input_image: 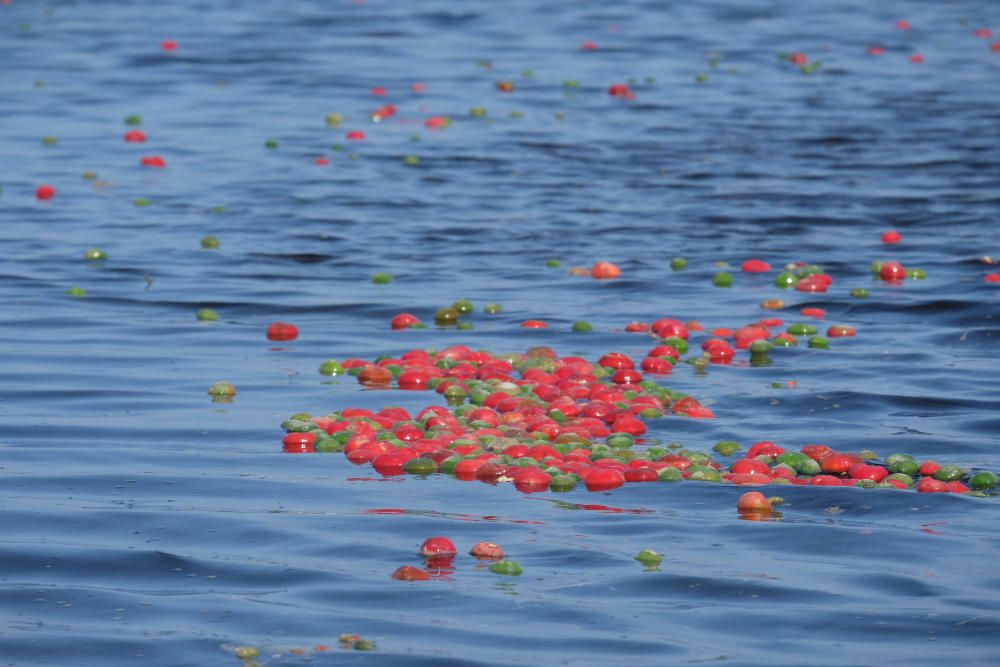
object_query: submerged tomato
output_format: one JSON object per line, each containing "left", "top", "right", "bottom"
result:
{"left": 392, "top": 566, "right": 430, "bottom": 581}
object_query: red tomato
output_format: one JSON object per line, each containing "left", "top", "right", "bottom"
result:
{"left": 919, "top": 460, "right": 941, "bottom": 476}
{"left": 470, "top": 542, "right": 505, "bottom": 559}
{"left": 729, "top": 473, "right": 771, "bottom": 486}
{"left": 397, "top": 368, "right": 432, "bottom": 390}
{"left": 512, "top": 467, "right": 551, "bottom": 492}
{"left": 730, "top": 459, "right": 770, "bottom": 476}
{"left": 737, "top": 491, "right": 772, "bottom": 512}
{"left": 623, "top": 467, "right": 658, "bottom": 482}
{"left": 266, "top": 321, "right": 298, "bottom": 341}
{"left": 820, "top": 452, "right": 863, "bottom": 474}
{"left": 584, "top": 467, "right": 625, "bottom": 491}
{"left": 827, "top": 324, "right": 857, "bottom": 338}
{"left": 372, "top": 451, "right": 412, "bottom": 476}
{"left": 880, "top": 261, "right": 906, "bottom": 282}
{"left": 611, "top": 368, "right": 643, "bottom": 385}
{"left": 611, "top": 415, "right": 646, "bottom": 435}
{"left": 640, "top": 356, "right": 673, "bottom": 374}
{"left": 848, "top": 463, "right": 888, "bottom": 482}
{"left": 651, "top": 318, "right": 689, "bottom": 339}
{"left": 346, "top": 448, "right": 380, "bottom": 465}
{"left": 591, "top": 261, "right": 622, "bottom": 279}
{"left": 916, "top": 477, "right": 950, "bottom": 493}
{"left": 741, "top": 258, "right": 772, "bottom": 272}
{"left": 282, "top": 432, "right": 316, "bottom": 453}
{"left": 809, "top": 475, "right": 843, "bottom": 486}
{"left": 746, "top": 441, "right": 784, "bottom": 459}
{"left": 881, "top": 230, "right": 902, "bottom": 244}
{"left": 802, "top": 444, "right": 832, "bottom": 461}
{"left": 390, "top": 313, "right": 421, "bottom": 329}
{"left": 597, "top": 352, "right": 634, "bottom": 370}
{"left": 392, "top": 566, "right": 430, "bottom": 581}
{"left": 419, "top": 536, "right": 457, "bottom": 557}
{"left": 35, "top": 184, "right": 56, "bottom": 200}
{"left": 357, "top": 364, "right": 393, "bottom": 386}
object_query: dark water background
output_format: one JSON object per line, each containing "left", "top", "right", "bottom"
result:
{"left": 2, "top": 1, "right": 1000, "bottom": 665}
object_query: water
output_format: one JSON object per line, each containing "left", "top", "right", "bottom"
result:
{"left": 2, "top": 1, "right": 1000, "bottom": 664}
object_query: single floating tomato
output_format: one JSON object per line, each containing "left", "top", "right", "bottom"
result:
{"left": 521, "top": 320, "right": 548, "bottom": 328}
{"left": 346, "top": 130, "right": 366, "bottom": 141}
{"left": 266, "top": 321, "right": 298, "bottom": 341}
{"left": 124, "top": 130, "right": 146, "bottom": 142}
{"left": 419, "top": 536, "right": 457, "bottom": 557}
{"left": 737, "top": 491, "right": 772, "bottom": 513}
{"left": 140, "top": 155, "right": 166, "bottom": 167}
{"left": 611, "top": 368, "right": 643, "bottom": 385}
{"left": 390, "top": 313, "right": 421, "bottom": 329}
{"left": 283, "top": 432, "right": 316, "bottom": 453}
{"left": 161, "top": 39, "right": 178, "bottom": 51}
{"left": 36, "top": 184, "right": 56, "bottom": 200}
{"left": 827, "top": 324, "right": 856, "bottom": 337}
{"left": 741, "top": 258, "right": 772, "bottom": 272}
{"left": 470, "top": 541, "right": 505, "bottom": 559}
{"left": 425, "top": 116, "right": 450, "bottom": 129}
{"left": 357, "top": 364, "right": 393, "bottom": 386}
{"left": 591, "top": 261, "right": 621, "bottom": 279}
{"left": 879, "top": 261, "right": 906, "bottom": 282}
{"left": 607, "top": 83, "right": 635, "bottom": 99}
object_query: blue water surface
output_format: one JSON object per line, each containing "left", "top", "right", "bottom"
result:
{"left": 2, "top": 1, "right": 1000, "bottom": 665}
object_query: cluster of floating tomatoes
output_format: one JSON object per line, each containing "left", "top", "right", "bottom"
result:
{"left": 391, "top": 536, "right": 518, "bottom": 581}
{"left": 279, "top": 344, "right": 998, "bottom": 496}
